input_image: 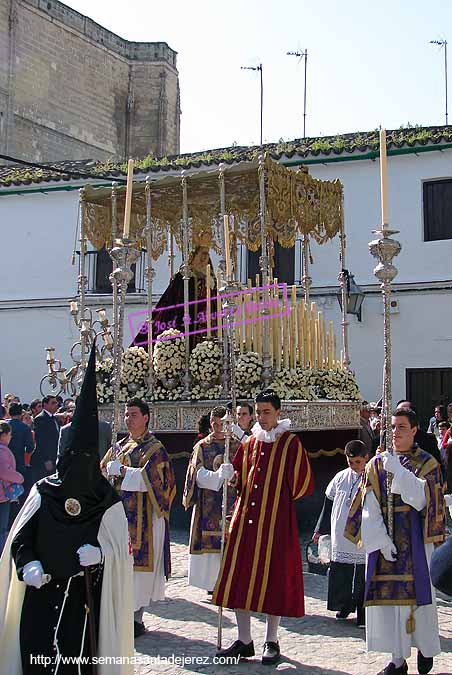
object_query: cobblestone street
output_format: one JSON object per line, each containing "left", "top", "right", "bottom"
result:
{"left": 134, "top": 532, "right": 452, "bottom": 675}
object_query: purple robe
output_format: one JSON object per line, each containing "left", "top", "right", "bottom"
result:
{"left": 345, "top": 447, "right": 445, "bottom": 606}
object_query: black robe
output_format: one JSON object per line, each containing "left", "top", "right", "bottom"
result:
{"left": 11, "top": 492, "right": 106, "bottom": 675}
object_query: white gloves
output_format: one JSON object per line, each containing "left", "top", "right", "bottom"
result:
{"left": 381, "top": 451, "right": 404, "bottom": 477}
{"left": 381, "top": 542, "right": 398, "bottom": 562}
{"left": 231, "top": 423, "right": 247, "bottom": 441}
{"left": 444, "top": 494, "right": 452, "bottom": 506}
{"left": 23, "top": 560, "right": 47, "bottom": 588}
{"left": 77, "top": 544, "right": 103, "bottom": 567}
{"left": 106, "top": 459, "right": 123, "bottom": 476}
{"left": 218, "top": 463, "right": 234, "bottom": 481}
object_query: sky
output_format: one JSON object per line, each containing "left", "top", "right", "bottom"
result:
{"left": 65, "top": 0, "right": 450, "bottom": 154}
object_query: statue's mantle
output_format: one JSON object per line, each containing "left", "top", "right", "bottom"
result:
{"left": 99, "top": 400, "right": 360, "bottom": 433}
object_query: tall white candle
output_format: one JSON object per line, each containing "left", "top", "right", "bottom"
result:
{"left": 223, "top": 215, "right": 232, "bottom": 279}
{"left": 123, "top": 159, "right": 134, "bottom": 238}
{"left": 379, "top": 129, "right": 388, "bottom": 225}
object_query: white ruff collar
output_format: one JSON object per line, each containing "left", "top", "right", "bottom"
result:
{"left": 251, "top": 418, "right": 291, "bottom": 442}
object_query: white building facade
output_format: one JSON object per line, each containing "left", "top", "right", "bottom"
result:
{"left": 1, "top": 129, "right": 451, "bottom": 426}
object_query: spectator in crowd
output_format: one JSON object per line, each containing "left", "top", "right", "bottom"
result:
{"left": 440, "top": 402, "right": 452, "bottom": 453}
{"left": 359, "top": 400, "right": 377, "bottom": 457}
{"left": 0, "top": 421, "right": 24, "bottom": 552}
{"left": 427, "top": 405, "right": 447, "bottom": 439}
{"left": 0, "top": 405, "right": 5, "bottom": 421}
{"left": 30, "top": 399, "right": 42, "bottom": 418}
{"left": 236, "top": 402, "right": 254, "bottom": 435}
{"left": 6, "top": 403, "right": 34, "bottom": 508}
{"left": 32, "top": 395, "right": 60, "bottom": 480}
{"left": 63, "top": 397, "right": 75, "bottom": 411}
{"left": 194, "top": 413, "right": 211, "bottom": 444}
{"left": 438, "top": 421, "right": 450, "bottom": 465}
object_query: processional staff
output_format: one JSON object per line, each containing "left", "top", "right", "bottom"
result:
{"left": 109, "top": 160, "right": 141, "bottom": 460}
{"left": 368, "top": 129, "right": 401, "bottom": 538}
{"left": 217, "top": 214, "right": 238, "bottom": 650}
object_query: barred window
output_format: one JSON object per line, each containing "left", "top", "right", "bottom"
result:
{"left": 423, "top": 179, "right": 452, "bottom": 241}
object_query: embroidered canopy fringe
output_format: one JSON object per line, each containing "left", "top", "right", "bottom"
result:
{"left": 82, "top": 156, "right": 343, "bottom": 258}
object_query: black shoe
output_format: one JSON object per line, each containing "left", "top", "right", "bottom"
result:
{"left": 417, "top": 651, "right": 433, "bottom": 675}
{"left": 335, "top": 609, "right": 350, "bottom": 621}
{"left": 134, "top": 621, "right": 146, "bottom": 638}
{"left": 377, "top": 662, "right": 408, "bottom": 675}
{"left": 216, "top": 640, "right": 255, "bottom": 659}
{"left": 262, "top": 641, "right": 280, "bottom": 665}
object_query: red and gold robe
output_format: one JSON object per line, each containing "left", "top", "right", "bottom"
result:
{"left": 212, "top": 430, "right": 314, "bottom": 616}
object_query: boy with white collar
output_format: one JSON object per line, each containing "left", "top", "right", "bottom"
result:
{"left": 213, "top": 390, "right": 314, "bottom": 665}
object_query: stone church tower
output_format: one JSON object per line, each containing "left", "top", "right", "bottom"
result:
{"left": 0, "top": 0, "right": 181, "bottom": 162}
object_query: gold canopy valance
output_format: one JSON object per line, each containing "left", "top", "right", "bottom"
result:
{"left": 82, "top": 156, "right": 343, "bottom": 258}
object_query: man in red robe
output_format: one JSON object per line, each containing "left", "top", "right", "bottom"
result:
{"left": 213, "top": 390, "right": 314, "bottom": 665}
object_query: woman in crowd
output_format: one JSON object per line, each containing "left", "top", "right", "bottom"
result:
{"left": 0, "top": 421, "right": 24, "bottom": 552}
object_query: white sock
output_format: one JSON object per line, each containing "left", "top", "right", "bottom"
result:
{"left": 392, "top": 656, "right": 405, "bottom": 668}
{"left": 134, "top": 608, "right": 144, "bottom": 623}
{"left": 235, "top": 609, "right": 252, "bottom": 644}
{"left": 265, "top": 614, "right": 281, "bottom": 643}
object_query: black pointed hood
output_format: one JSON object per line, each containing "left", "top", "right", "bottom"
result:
{"left": 67, "top": 341, "right": 99, "bottom": 455}
{"left": 37, "top": 341, "right": 119, "bottom": 531}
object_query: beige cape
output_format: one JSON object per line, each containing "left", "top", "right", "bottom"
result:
{"left": 0, "top": 485, "right": 134, "bottom": 675}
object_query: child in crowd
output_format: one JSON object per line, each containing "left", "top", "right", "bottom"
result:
{"left": 313, "top": 440, "right": 369, "bottom": 628}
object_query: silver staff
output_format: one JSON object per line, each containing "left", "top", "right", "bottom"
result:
{"left": 369, "top": 226, "right": 401, "bottom": 537}
{"left": 217, "top": 278, "right": 239, "bottom": 650}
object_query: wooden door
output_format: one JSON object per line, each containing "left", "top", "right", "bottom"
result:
{"left": 406, "top": 368, "right": 452, "bottom": 429}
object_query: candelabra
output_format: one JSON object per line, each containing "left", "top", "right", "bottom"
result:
{"left": 369, "top": 225, "right": 401, "bottom": 538}
{"left": 40, "top": 307, "right": 114, "bottom": 398}
{"left": 108, "top": 237, "right": 141, "bottom": 451}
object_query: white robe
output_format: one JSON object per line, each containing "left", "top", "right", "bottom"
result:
{"left": 326, "top": 467, "right": 366, "bottom": 564}
{"left": 0, "top": 485, "right": 134, "bottom": 675}
{"left": 121, "top": 466, "right": 166, "bottom": 610}
{"left": 188, "top": 466, "right": 224, "bottom": 591}
{"left": 361, "top": 468, "right": 441, "bottom": 660}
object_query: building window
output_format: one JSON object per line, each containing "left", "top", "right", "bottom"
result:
{"left": 79, "top": 248, "right": 146, "bottom": 294}
{"left": 423, "top": 179, "right": 452, "bottom": 241}
{"left": 247, "top": 243, "right": 295, "bottom": 285}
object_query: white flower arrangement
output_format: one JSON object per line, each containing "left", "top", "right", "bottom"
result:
{"left": 189, "top": 340, "right": 221, "bottom": 385}
{"left": 96, "top": 358, "right": 114, "bottom": 404}
{"left": 266, "top": 367, "right": 360, "bottom": 401}
{"left": 120, "top": 346, "right": 149, "bottom": 385}
{"left": 153, "top": 328, "right": 185, "bottom": 382}
{"left": 190, "top": 383, "right": 222, "bottom": 401}
{"left": 235, "top": 352, "right": 263, "bottom": 396}
{"left": 150, "top": 384, "right": 185, "bottom": 402}
{"left": 314, "top": 368, "right": 361, "bottom": 401}
{"left": 270, "top": 368, "right": 317, "bottom": 401}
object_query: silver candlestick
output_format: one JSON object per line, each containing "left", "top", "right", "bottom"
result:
{"left": 369, "top": 225, "right": 401, "bottom": 538}
{"left": 109, "top": 237, "right": 141, "bottom": 452}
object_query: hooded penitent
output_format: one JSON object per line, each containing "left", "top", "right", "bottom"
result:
{"left": 33, "top": 342, "right": 120, "bottom": 578}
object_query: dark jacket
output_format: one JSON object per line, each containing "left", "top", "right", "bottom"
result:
{"left": 7, "top": 418, "right": 34, "bottom": 473}
{"left": 415, "top": 429, "right": 442, "bottom": 467}
{"left": 33, "top": 410, "right": 60, "bottom": 476}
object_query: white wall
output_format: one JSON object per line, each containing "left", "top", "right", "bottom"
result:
{"left": 1, "top": 147, "right": 452, "bottom": 404}
{"left": 307, "top": 149, "right": 452, "bottom": 404}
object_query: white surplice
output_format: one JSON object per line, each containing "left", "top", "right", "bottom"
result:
{"left": 188, "top": 466, "right": 224, "bottom": 591}
{"left": 361, "top": 467, "right": 441, "bottom": 660}
{"left": 326, "top": 467, "right": 366, "bottom": 564}
{"left": 121, "top": 467, "right": 166, "bottom": 610}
